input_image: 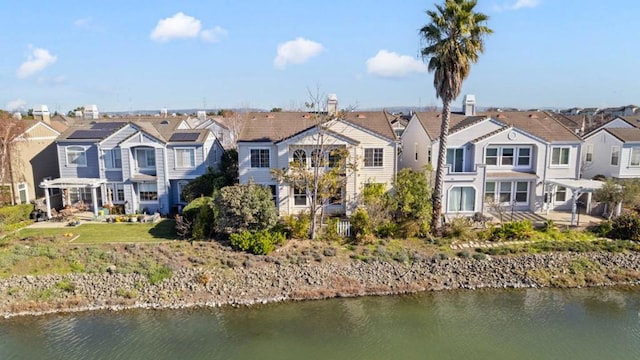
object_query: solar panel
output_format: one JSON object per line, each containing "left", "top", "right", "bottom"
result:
{"left": 91, "top": 122, "right": 126, "bottom": 130}
{"left": 67, "top": 130, "right": 114, "bottom": 140}
{"left": 169, "top": 133, "right": 200, "bottom": 142}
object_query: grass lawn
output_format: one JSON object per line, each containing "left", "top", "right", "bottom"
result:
{"left": 18, "top": 219, "right": 177, "bottom": 243}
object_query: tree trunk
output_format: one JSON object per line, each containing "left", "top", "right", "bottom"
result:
{"left": 431, "top": 99, "right": 452, "bottom": 235}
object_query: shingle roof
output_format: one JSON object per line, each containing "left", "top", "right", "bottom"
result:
{"left": 488, "top": 111, "right": 581, "bottom": 142}
{"left": 238, "top": 111, "right": 397, "bottom": 143}
{"left": 413, "top": 112, "right": 487, "bottom": 140}
{"left": 605, "top": 128, "right": 640, "bottom": 143}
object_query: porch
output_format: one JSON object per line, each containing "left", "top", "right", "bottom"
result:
{"left": 39, "top": 178, "right": 107, "bottom": 219}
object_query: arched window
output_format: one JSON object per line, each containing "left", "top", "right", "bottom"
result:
{"left": 310, "top": 149, "right": 324, "bottom": 167}
{"left": 292, "top": 149, "right": 307, "bottom": 167}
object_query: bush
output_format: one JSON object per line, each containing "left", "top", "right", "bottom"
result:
{"left": 146, "top": 264, "right": 173, "bottom": 285}
{"left": 375, "top": 221, "right": 399, "bottom": 238}
{"left": 214, "top": 183, "right": 278, "bottom": 234}
{"left": 488, "top": 220, "right": 534, "bottom": 241}
{"left": 0, "top": 203, "right": 35, "bottom": 229}
{"left": 229, "top": 230, "right": 286, "bottom": 255}
{"left": 182, "top": 196, "right": 212, "bottom": 223}
{"left": 283, "top": 212, "right": 311, "bottom": 239}
{"left": 350, "top": 208, "right": 371, "bottom": 240}
{"left": 443, "top": 216, "right": 475, "bottom": 240}
{"left": 192, "top": 204, "right": 214, "bottom": 240}
{"left": 609, "top": 212, "right": 640, "bottom": 241}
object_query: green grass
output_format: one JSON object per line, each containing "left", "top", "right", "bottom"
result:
{"left": 18, "top": 220, "right": 177, "bottom": 243}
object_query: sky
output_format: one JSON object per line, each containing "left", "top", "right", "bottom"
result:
{"left": 1, "top": 0, "right": 638, "bottom": 114}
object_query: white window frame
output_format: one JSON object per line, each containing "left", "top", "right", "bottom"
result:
{"left": 630, "top": 147, "right": 640, "bottom": 167}
{"left": 175, "top": 147, "right": 196, "bottom": 169}
{"left": 485, "top": 146, "right": 532, "bottom": 168}
{"left": 250, "top": 148, "right": 270, "bottom": 168}
{"left": 103, "top": 149, "right": 122, "bottom": 170}
{"left": 446, "top": 148, "right": 464, "bottom": 172}
{"left": 364, "top": 148, "right": 384, "bottom": 168}
{"left": 292, "top": 149, "right": 307, "bottom": 167}
{"left": 555, "top": 186, "right": 567, "bottom": 202}
{"left": 138, "top": 183, "right": 158, "bottom": 202}
{"left": 551, "top": 147, "right": 570, "bottom": 167}
{"left": 18, "top": 182, "right": 28, "bottom": 204}
{"left": 448, "top": 186, "right": 476, "bottom": 212}
{"left": 107, "top": 183, "right": 125, "bottom": 203}
{"left": 610, "top": 146, "right": 620, "bottom": 166}
{"left": 66, "top": 146, "right": 88, "bottom": 167}
{"left": 485, "top": 180, "right": 530, "bottom": 205}
{"left": 585, "top": 144, "right": 594, "bottom": 163}
{"left": 293, "top": 185, "right": 306, "bottom": 206}
{"left": 135, "top": 148, "right": 156, "bottom": 169}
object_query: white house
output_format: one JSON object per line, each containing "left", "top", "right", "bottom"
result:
{"left": 401, "top": 109, "right": 594, "bottom": 222}
{"left": 237, "top": 110, "right": 399, "bottom": 216}
{"left": 581, "top": 116, "right": 640, "bottom": 179}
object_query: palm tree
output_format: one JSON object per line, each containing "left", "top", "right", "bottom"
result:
{"left": 419, "top": 0, "right": 492, "bottom": 235}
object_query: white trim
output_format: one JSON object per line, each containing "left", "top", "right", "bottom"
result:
{"left": 446, "top": 185, "right": 477, "bottom": 213}
{"left": 585, "top": 143, "right": 594, "bottom": 163}
{"left": 65, "top": 145, "right": 88, "bottom": 167}
{"left": 102, "top": 148, "right": 122, "bottom": 170}
{"left": 363, "top": 147, "right": 384, "bottom": 168}
{"left": 249, "top": 147, "right": 271, "bottom": 168}
{"left": 174, "top": 147, "right": 196, "bottom": 169}
{"left": 550, "top": 146, "right": 571, "bottom": 167}
{"left": 610, "top": 146, "right": 620, "bottom": 166}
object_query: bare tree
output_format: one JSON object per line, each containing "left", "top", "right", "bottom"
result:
{"left": 0, "top": 111, "right": 26, "bottom": 205}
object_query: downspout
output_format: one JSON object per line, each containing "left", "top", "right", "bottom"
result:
{"left": 543, "top": 144, "right": 549, "bottom": 214}
{"left": 163, "top": 144, "right": 170, "bottom": 215}
{"left": 7, "top": 145, "right": 16, "bottom": 205}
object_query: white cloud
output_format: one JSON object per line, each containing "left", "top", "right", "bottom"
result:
{"left": 150, "top": 12, "right": 202, "bottom": 42}
{"left": 74, "top": 17, "right": 92, "bottom": 29}
{"left": 274, "top": 37, "right": 324, "bottom": 69}
{"left": 16, "top": 46, "right": 57, "bottom": 79}
{"left": 200, "top": 26, "right": 228, "bottom": 43}
{"left": 492, "top": 0, "right": 540, "bottom": 11}
{"left": 6, "top": 99, "right": 27, "bottom": 112}
{"left": 365, "top": 50, "right": 426, "bottom": 78}
{"left": 37, "top": 75, "right": 66, "bottom": 85}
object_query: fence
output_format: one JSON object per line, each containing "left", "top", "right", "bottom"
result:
{"left": 336, "top": 219, "right": 351, "bottom": 237}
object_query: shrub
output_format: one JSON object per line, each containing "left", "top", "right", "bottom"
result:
{"left": 609, "top": 212, "right": 640, "bottom": 241}
{"left": 443, "top": 216, "right": 476, "bottom": 240}
{"left": 283, "top": 212, "right": 311, "bottom": 239}
{"left": 320, "top": 217, "right": 343, "bottom": 242}
{"left": 375, "top": 221, "right": 399, "bottom": 238}
{"left": 488, "top": 220, "right": 534, "bottom": 241}
{"left": 55, "top": 279, "right": 76, "bottom": 293}
{"left": 182, "top": 196, "right": 212, "bottom": 223}
{"left": 350, "top": 208, "right": 371, "bottom": 240}
{"left": 192, "top": 204, "right": 214, "bottom": 240}
{"left": 0, "top": 203, "right": 35, "bottom": 232}
{"left": 214, "top": 183, "right": 278, "bottom": 234}
{"left": 229, "top": 230, "right": 286, "bottom": 255}
{"left": 147, "top": 264, "right": 173, "bottom": 285}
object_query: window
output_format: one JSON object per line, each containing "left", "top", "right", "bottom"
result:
{"left": 18, "top": 183, "right": 28, "bottom": 204}
{"left": 136, "top": 148, "right": 156, "bottom": 168}
{"left": 107, "top": 183, "right": 125, "bottom": 203}
{"left": 631, "top": 148, "right": 640, "bottom": 167}
{"left": 66, "top": 146, "right": 87, "bottom": 166}
{"left": 250, "top": 149, "right": 270, "bottom": 168}
{"left": 139, "top": 183, "right": 158, "bottom": 201}
{"left": 501, "top": 148, "right": 514, "bottom": 166}
{"left": 611, "top": 146, "right": 620, "bottom": 166}
{"left": 103, "top": 149, "right": 122, "bottom": 169}
{"left": 364, "top": 148, "right": 383, "bottom": 167}
{"left": 293, "top": 186, "right": 306, "bottom": 206}
{"left": 585, "top": 144, "right": 594, "bottom": 163}
{"left": 485, "top": 148, "right": 498, "bottom": 165}
{"left": 517, "top": 148, "right": 531, "bottom": 166}
{"left": 415, "top": 143, "right": 418, "bottom": 161}
{"left": 448, "top": 187, "right": 475, "bottom": 212}
{"left": 329, "top": 187, "right": 343, "bottom": 205}
{"left": 515, "top": 182, "right": 529, "bottom": 203}
{"left": 268, "top": 185, "right": 277, "bottom": 206}
{"left": 427, "top": 148, "right": 432, "bottom": 164}
{"left": 551, "top": 147, "right": 570, "bottom": 166}
{"left": 328, "top": 149, "right": 343, "bottom": 168}
{"left": 446, "top": 148, "right": 464, "bottom": 172}
{"left": 310, "top": 149, "right": 323, "bottom": 167}
{"left": 292, "top": 149, "right": 307, "bottom": 167}
{"left": 499, "top": 182, "right": 512, "bottom": 203}
{"left": 175, "top": 148, "right": 196, "bottom": 168}
{"left": 555, "top": 186, "right": 567, "bottom": 202}
{"left": 484, "top": 181, "right": 496, "bottom": 203}
{"left": 177, "top": 180, "right": 189, "bottom": 203}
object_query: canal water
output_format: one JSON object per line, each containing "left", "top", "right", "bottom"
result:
{"left": 1, "top": 288, "right": 639, "bottom": 359}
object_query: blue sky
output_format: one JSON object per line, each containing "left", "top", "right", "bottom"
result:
{"left": 1, "top": 0, "right": 638, "bottom": 113}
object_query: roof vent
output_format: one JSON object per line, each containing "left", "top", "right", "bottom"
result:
{"left": 266, "top": 114, "right": 275, "bottom": 119}
{"left": 529, "top": 113, "right": 538, "bottom": 119}
{"left": 302, "top": 114, "right": 311, "bottom": 119}
{"left": 496, "top": 114, "right": 507, "bottom": 119}
{"left": 356, "top": 114, "right": 366, "bottom": 119}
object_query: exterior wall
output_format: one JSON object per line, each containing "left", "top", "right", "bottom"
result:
{"left": 57, "top": 142, "right": 101, "bottom": 178}
{"left": 618, "top": 144, "right": 640, "bottom": 178}
{"left": 166, "top": 144, "right": 206, "bottom": 179}
{"left": 399, "top": 116, "right": 431, "bottom": 171}
{"left": 238, "top": 142, "right": 276, "bottom": 184}
{"left": 11, "top": 135, "right": 59, "bottom": 202}
{"left": 582, "top": 130, "right": 624, "bottom": 179}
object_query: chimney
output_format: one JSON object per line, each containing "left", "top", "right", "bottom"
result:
{"left": 197, "top": 110, "right": 207, "bottom": 121}
{"left": 160, "top": 108, "right": 168, "bottom": 118}
{"left": 84, "top": 105, "right": 99, "bottom": 120}
{"left": 33, "top": 104, "right": 51, "bottom": 123}
{"left": 327, "top": 94, "right": 338, "bottom": 117}
{"left": 13, "top": 112, "right": 22, "bottom": 120}
{"left": 462, "top": 94, "right": 476, "bottom": 116}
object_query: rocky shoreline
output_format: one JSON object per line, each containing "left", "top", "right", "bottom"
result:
{"left": 2, "top": 251, "right": 640, "bottom": 318}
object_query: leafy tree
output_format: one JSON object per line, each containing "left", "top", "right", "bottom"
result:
{"left": 0, "top": 111, "right": 26, "bottom": 205}
{"left": 192, "top": 203, "right": 215, "bottom": 240}
{"left": 270, "top": 107, "right": 282, "bottom": 112}
{"left": 393, "top": 168, "right": 433, "bottom": 237}
{"left": 213, "top": 182, "right": 278, "bottom": 234}
{"left": 594, "top": 179, "right": 624, "bottom": 220}
{"left": 220, "top": 148, "right": 239, "bottom": 185}
{"left": 419, "top": 0, "right": 492, "bottom": 234}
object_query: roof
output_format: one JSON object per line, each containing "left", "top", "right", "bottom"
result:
{"left": 604, "top": 128, "right": 640, "bottom": 143}
{"left": 488, "top": 111, "right": 582, "bottom": 142}
{"left": 413, "top": 112, "right": 486, "bottom": 140}
{"left": 238, "top": 110, "right": 397, "bottom": 143}
{"left": 486, "top": 171, "right": 538, "bottom": 180}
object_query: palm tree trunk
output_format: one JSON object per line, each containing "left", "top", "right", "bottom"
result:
{"left": 431, "top": 99, "right": 452, "bottom": 235}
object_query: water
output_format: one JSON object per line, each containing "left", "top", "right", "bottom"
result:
{"left": 1, "top": 288, "right": 640, "bottom": 360}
